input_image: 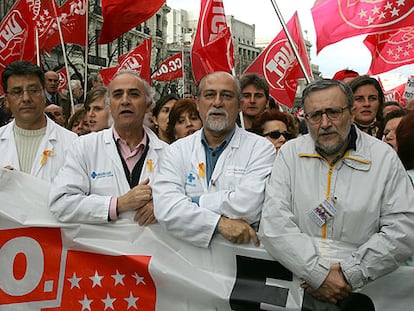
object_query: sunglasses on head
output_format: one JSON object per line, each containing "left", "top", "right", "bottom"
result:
{"left": 263, "top": 130, "right": 293, "bottom": 140}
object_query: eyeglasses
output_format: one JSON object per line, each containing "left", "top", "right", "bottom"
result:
{"left": 304, "top": 107, "right": 350, "bottom": 124}
{"left": 263, "top": 130, "right": 293, "bottom": 140}
{"left": 6, "top": 87, "right": 44, "bottom": 99}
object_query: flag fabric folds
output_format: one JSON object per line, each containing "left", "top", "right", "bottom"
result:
{"left": 312, "top": 0, "right": 414, "bottom": 53}
{"left": 364, "top": 27, "right": 414, "bottom": 75}
{"left": 243, "top": 12, "right": 312, "bottom": 108}
{"left": 152, "top": 52, "right": 183, "bottom": 82}
{"left": 57, "top": 67, "right": 68, "bottom": 93}
{"left": 99, "top": 38, "right": 152, "bottom": 85}
{"left": 0, "top": 0, "right": 37, "bottom": 70}
{"left": 42, "top": 0, "right": 88, "bottom": 53}
{"left": 99, "top": 0, "right": 166, "bottom": 44}
{"left": 191, "top": 0, "right": 235, "bottom": 84}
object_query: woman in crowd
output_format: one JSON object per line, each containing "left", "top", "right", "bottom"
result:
{"left": 349, "top": 75, "right": 384, "bottom": 138}
{"left": 152, "top": 94, "right": 179, "bottom": 143}
{"left": 396, "top": 111, "right": 414, "bottom": 186}
{"left": 250, "top": 110, "right": 297, "bottom": 151}
{"left": 381, "top": 109, "right": 406, "bottom": 151}
{"left": 67, "top": 108, "right": 90, "bottom": 136}
{"left": 166, "top": 99, "right": 202, "bottom": 144}
{"left": 84, "top": 87, "right": 112, "bottom": 132}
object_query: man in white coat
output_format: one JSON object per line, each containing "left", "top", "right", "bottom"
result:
{"left": 49, "top": 70, "right": 166, "bottom": 225}
{"left": 153, "top": 71, "right": 275, "bottom": 248}
{"left": 259, "top": 79, "right": 414, "bottom": 306}
{"left": 0, "top": 61, "right": 76, "bottom": 182}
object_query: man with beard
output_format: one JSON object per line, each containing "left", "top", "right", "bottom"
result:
{"left": 49, "top": 70, "right": 166, "bottom": 225}
{"left": 153, "top": 71, "right": 275, "bottom": 248}
{"left": 259, "top": 79, "right": 414, "bottom": 307}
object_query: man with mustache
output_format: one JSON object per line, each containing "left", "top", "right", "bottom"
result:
{"left": 259, "top": 79, "right": 414, "bottom": 307}
{"left": 49, "top": 70, "right": 166, "bottom": 225}
{"left": 0, "top": 61, "right": 76, "bottom": 182}
{"left": 153, "top": 71, "right": 275, "bottom": 247}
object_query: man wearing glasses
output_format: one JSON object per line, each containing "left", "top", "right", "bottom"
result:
{"left": 0, "top": 61, "right": 76, "bottom": 182}
{"left": 259, "top": 79, "right": 414, "bottom": 307}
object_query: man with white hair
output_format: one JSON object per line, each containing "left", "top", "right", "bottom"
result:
{"left": 49, "top": 70, "right": 166, "bottom": 225}
{"left": 153, "top": 71, "right": 275, "bottom": 248}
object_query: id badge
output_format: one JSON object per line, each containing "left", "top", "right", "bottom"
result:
{"left": 309, "top": 199, "right": 337, "bottom": 227}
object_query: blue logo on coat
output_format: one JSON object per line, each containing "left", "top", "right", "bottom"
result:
{"left": 90, "top": 171, "right": 113, "bottom": 179}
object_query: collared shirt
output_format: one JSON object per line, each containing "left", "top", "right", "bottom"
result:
{"left": 113, "top": 128, "right": 147, "bottom": 173}
{"left": 109, "top": 128, "right": 147, "bottom": 220}
{"left": 201, "top": 128, "right": 236, "bottom": 185}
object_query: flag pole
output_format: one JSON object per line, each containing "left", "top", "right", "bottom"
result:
{"left": 181, "top": 50, "right": 185, "bottom": 98}
{"left": 269, "top": 0, "right": 311, "bottom": 84}
{"left": 35, "top": 28, "right": 40, "bottom": 66}
{"left": 83, "top": 0, "right": 89, "bottom": 99}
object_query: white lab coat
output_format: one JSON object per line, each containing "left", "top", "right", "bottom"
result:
{"left": 0, "top": 117, "right": 77, "bottom": 182}
{"left": 153, "top": 126, "right": 276, "bottom": 248}
{"left": 49, "top": 127, "right": 166, "bottom": 224}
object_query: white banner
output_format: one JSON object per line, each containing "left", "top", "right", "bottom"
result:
{"left": 0, "top": 168, "right": 413, "bottom": 310}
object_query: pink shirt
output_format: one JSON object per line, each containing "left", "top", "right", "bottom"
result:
{"left": 109, "top": 128, "right": 148, "bottom": 220}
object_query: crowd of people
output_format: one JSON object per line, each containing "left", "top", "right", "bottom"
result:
{"left": 1, "top": 60, "right": 414, "bottom": 308}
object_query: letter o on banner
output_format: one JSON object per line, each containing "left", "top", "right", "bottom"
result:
{"left": 0, "top": 237, "right": 44, "bottom": 296}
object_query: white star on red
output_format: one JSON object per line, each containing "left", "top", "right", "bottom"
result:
{"left": 366, "top": 16, "right": 375, "bottom": 24}
{"left": 89, "top": 270, "right": 104, "bottom": 288}
{"left": 79, "top": 294, "right": 93, "bottom": 311}
{"left": 111, "top": 269, "right": 126, "bottom": 286}
{"left": 397, "top": 0, "right": 406, "bottom": 6}
{"left": 384, "top": 2, "right": 393, "bottom": 10}
{"left": 391, "top": 7, "right": 400, "bottom": 17}
{"left": 371, "top": 6, "right": 380, "bottom": 15}
{"left": 132, "top": 272, "right": 146, "bottom": 285}
{"left": 68, "top": 272, "right": 82, "bottom": 289}
{"left": 102, "top": 293, "right": 116, "bottom": 310}
{"left": 124, "top": 291, "right": 139, "bottom": 310}
{"left": 358, "top": 9, "right": 367, "bottom": 18}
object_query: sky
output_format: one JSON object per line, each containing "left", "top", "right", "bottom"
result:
{"left": 166, "top": 0, "right": 414, "bottom": 89}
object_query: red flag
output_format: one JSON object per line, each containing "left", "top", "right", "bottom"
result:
{"left": 0, "top": 0, "right": 37, "bottom": 71}
{"left": 99, "top": 0, "right": 166, "bottom": 44}
{"left": 152, "top": 52, "right": 183, "bottom": 81}
{"left": 0, "top": 228, "right": 63, "bottom": 305}
{"left": 191, "top": 0, "right": 235, "bottom": 84}
{"left": 365, "top": 27, "right": 414, "bottom": 75}
{"left": 42, "top": 0, "right": 87, "bottom": 53}
{"left": 29, "top": 0, "right": 59, "bottom": 50}
{"left": 243, "top": 12, "right": 311, "bottom": 108}
{"left": 312, "top": 0, "right": 414, "bottom": 53}
{"left": 384, "top": 82, "right": 408, "bottom": 105}
{"left": 57, "top": 67, "right": 68, "bottom": 93}
{"left": 100, "top": 38, "right": 152, "bottom": 85}
{"left": 42, "top": 251, "right": 156, "bottom": 311}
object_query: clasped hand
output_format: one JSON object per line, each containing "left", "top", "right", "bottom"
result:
{"left": 116, "top": 178, "right": 157, "bottom": 226}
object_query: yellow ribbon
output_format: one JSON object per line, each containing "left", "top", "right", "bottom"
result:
{"left": 198, "top": 162, "right": 205, "bottom": 178}
{"left": 41, "top": 150, "right": 53, "bottom": 166}
{"left": 147, "top": 159, "right": 153, "bottom": 172}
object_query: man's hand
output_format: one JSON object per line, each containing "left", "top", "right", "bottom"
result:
{"left": 116, "top": 178, "right": 152, "bottom": 214}
{"left": 3, "top": 165, "right": 14, "bottom": 170}
{"left": 217, "top": 216, "right": 260, "bottom": 246}
{"left": 301, "top": 263, "right": 352, "bottom": 304}
{"left": 133, "top": 200, "right": 157, "bottom": 226}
